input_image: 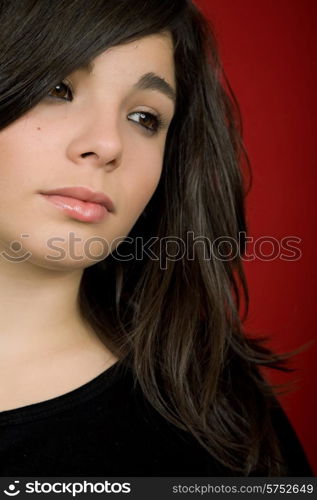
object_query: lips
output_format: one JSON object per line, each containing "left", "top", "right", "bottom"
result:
{"left": 40, "top": 186, "right": 114, "bottom": 223}
{"left": 41, "top": 186, "right": 115, "bottom": 213}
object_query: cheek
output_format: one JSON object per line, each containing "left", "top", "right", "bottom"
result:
{"left": 0, "top": 129, "right": 28, "bottom": 194}
{"left": 0, "top": 117, "right": 44, "bottom": 174}
{"left": 0, "top": 110, "right": 63, "bottom": 160}
{"left": 122, "top": 144, "right": 164, "bottom": 213}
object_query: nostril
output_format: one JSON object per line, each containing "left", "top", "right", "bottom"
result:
{"left": 81, "top": 152, "right": 95, "bottom": 158}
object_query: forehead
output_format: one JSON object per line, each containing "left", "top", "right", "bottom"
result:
{"left": 82, "top": 33, "right": 176, "bottom": 88}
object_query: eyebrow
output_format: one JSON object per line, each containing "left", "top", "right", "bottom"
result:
{"left": 77, "top": 65, "right": 176, "bottom": 104}
{"left": 133, "top": 72, "right": 176, "bottom": 104}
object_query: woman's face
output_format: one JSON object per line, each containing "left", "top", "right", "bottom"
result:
{"left": 0, "top": 33, "right": 176, "bottom": 269}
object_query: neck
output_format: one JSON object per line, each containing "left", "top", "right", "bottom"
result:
{"left": 0, "top": 258, "right": 101, "bottom": 361}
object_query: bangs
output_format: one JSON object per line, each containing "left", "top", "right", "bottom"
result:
{"left": 0, "top": 0, "right": 187, "bottom": 129}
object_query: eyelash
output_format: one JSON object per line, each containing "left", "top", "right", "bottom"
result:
{"left": 46, "top": 81, "right": 165, "bottom": 136}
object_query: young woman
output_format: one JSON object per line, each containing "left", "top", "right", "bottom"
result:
{"left": 0, "top": 0, "right": 312, "bottom": 476}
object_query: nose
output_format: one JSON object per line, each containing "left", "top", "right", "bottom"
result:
{"left": 66, "top": 111, "right": 122, "bottom": 170}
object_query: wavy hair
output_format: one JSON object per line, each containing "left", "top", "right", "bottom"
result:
{"left": 0, "top": 0, "right": 288, "bottom": 475}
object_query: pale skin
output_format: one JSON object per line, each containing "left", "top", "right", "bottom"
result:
{"left": 0, "top": 33, "right": 176, "bottom": 410}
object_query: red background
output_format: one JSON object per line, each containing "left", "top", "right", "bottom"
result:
{"left": 195, "top": 0, "right": 317, "bottom": 474}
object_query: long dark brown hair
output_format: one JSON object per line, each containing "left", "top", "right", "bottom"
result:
{"left": 0, "top": 0, "right": 289, "bottom": 475}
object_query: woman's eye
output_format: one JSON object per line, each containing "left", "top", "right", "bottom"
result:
{"left": 128, "top": 111, "right": 162, "bottom": 135}
{"left": 47, "top": 81, "right": 73, "bottom": 101}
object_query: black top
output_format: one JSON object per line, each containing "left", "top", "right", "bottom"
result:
{"left": 0, "top": 361, "right": 313, "bottom": 476}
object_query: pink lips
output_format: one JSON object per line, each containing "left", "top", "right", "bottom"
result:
{"left": 41, "top": 186, "right": 114, "bottom": 223}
